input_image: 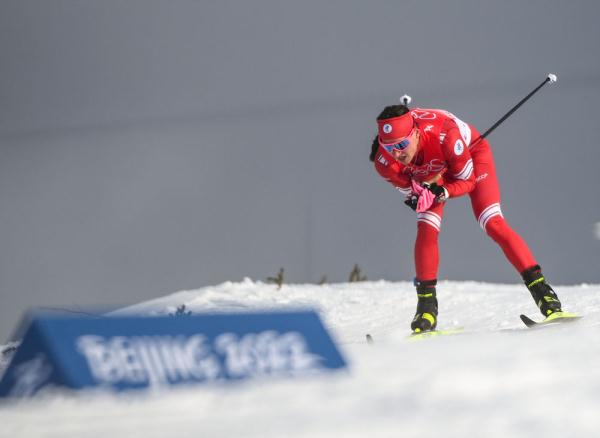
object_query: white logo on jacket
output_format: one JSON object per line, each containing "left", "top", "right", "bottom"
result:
{"left": 454, "top": 140, "right": 464, "bottom": 156}
{"left": 408, "top": 159, "right": 446, "bottom": 177}
{"left": 411, "top": 110, "right": 437, "bottom": 120}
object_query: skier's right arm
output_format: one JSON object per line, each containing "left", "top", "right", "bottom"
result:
{"left": 373, "top": 147, "right": 412, "bottom": 196}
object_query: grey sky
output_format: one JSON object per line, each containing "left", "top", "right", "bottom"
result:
{"left": 1, "top": 0, "right": 599, "bottom": 342}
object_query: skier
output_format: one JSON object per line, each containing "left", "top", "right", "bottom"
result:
{"left": 369, "top": 103, "right": 563, "bottom": 333}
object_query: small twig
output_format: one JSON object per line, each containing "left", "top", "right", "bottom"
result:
{"left": 170, "top": 304, "right": 192, "bottom": 317}
{"left": 348, "top": 264, "right": 367, "bottom": 282}
{"left": 267, "top": 268, "right": 285, "bottom": 290}
{"left": 2, "top": 345, "right": 18, "bottom": 356}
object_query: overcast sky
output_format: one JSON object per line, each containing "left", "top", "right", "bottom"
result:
{"left": 1, "top": 0, "right": 599, "bottom": 342}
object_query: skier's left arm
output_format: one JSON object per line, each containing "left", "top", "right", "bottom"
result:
{"left": 439, "top": 127, "right": 476, "bottom": 199}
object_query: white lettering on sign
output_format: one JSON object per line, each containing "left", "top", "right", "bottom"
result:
{"left": 76, "top": 331, "right": 322, "bottom": 387}
{"left": 77, "top": 335, "right": 221, "bottom": 386}
{"left": 215, "top": 331, "right": 321, "bottom": 377}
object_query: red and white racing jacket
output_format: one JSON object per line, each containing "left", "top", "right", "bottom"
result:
{"left": 374, "top": 108, "right": 481, "bottom": 198}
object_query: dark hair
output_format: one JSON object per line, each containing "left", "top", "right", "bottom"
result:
{"left": 369, "top": 135, "right": 379, "bottom": 162}
{"left": 376, "top": 104, "right": 410, "bottom": 121}
{"left": 369, "top": 104, "right": 411, "bottom": 162}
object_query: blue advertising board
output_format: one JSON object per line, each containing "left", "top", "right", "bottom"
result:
{"left": 0, "top": 310, "right": 347, "bottom": 397}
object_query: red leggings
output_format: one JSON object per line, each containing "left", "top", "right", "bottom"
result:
{"left": 415, "top": 140, "right": 537, "bottom": 281}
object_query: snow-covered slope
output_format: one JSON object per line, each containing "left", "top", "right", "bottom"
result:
{"left": 1, "top": 280, "right": 599, "bottom": 437}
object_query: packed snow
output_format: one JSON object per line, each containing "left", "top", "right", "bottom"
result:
{"left": 1, "top": 279, "right": 599, "bottom": 437}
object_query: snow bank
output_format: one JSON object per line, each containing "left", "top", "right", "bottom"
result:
{"left": 1, "top": 280, "right": 599, "bottom": 437}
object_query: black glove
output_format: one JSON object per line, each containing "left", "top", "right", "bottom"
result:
{"left": 421, "top": 182, "right": 448, "bottom": 202}
{"left": 404, "top": 194, "right": 418, "bottom": 211}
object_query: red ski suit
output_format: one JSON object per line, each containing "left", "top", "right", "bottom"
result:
{"left": 374, "top": 108, "right": 537, "bottom": 281}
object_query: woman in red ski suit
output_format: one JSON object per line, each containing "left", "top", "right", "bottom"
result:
{"left": 370, "top": 104, "right": 563, "bottom": 332}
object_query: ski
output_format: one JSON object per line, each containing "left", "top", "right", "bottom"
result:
{"left": 364, "top": 327, "right": 464, "bottom": 344}
{"left": 408, "top": 327, "right": 464, "bottom": 340}
{"left": 519, "top": 311, "right": 582, "bottom": 328}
